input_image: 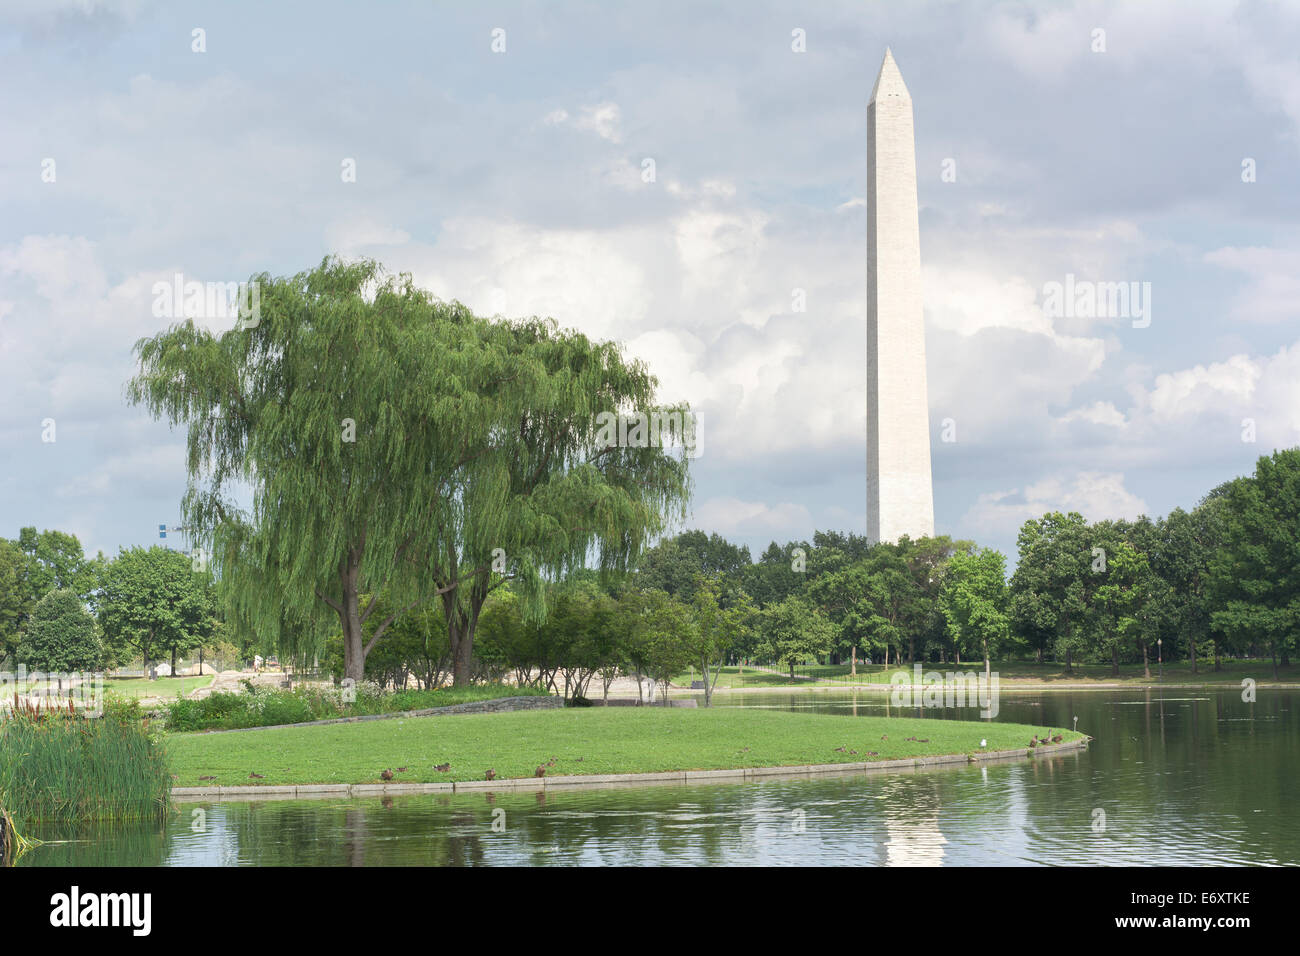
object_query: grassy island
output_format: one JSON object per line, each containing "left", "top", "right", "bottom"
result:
{"left": 168, "top": 707, "right": 1084, "bottom": 787}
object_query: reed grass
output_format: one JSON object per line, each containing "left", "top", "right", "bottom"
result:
{"left": 0, "top": 694, "right": 172, "bottom": 826}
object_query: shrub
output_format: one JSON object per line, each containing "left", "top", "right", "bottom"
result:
{"left": 162, "top": 683, "right": 548, "bottom": 731}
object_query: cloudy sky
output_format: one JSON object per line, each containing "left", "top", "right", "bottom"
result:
{"left": 2, "top": 0, "right": 1298, "bottom": 565}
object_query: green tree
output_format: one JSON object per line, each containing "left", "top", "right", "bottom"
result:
{"left": 623, "top": 589, "right": 697, "bottom": 703}
{"left": 636, "top": 531, "right": 750, "bottom": 601}
{"left": 128, "top": 258, "right": 690, "bottom": 684}
{"left": 1209, "top": 449, "right": 1300, "bottom": 678}
{"left": 691, "top": 575, "right": 752, "bottom": 706}
{"left": 98, "top": 547, "right": 217, "bottom": 677}
{"left": 433, "top": 314, "right": 691, "bottom": 686}
{"left": 17, "top": 589, "right": 103, "bottom": 693}
{"left": 757, "top": 595, "right": 834, "bottom": 679}
{"left": 0, "top": 540, "right": 25, "bottom": 666}
{"left": 939, "top": 548, "right": 1009, "bottom": 680}
{"left": 1010, "top": 512, "right": 1091, "bottom": 671}
{"left": 1089, "top": 537, "right": 1153, "bottom": 676}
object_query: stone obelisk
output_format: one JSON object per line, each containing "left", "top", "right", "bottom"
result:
{"left": 867, "top": 48, "right": 934, "bottom": 544}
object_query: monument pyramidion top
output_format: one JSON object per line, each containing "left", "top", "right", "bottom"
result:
{"left": 869, "top": 47, "right": 911, "bottom": 104}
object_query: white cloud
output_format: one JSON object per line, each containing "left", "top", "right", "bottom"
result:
{"left": 1060, "top": 400, "right": 1127, "bottom": 428}
{"left": 689, "top": 496, "right": 812, "bottom": 537}
{"left": 1203, "top": 246, "right": 1300, "bottom": 324}
{"left": 963, "top": 471, "right": 1147, "bottom": 531}
{"left": 544, "top": 101, "right": 623, "bottom": 142}
{"left": 1146, "top": 354, "right": 1260, "bottom": 421}
{"left": 324, "top": 219, "right": 412, "bottom": 254}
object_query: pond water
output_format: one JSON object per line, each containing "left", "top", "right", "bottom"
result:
{"left": 21, "top": 686, "right": 1299, "bottom": 866}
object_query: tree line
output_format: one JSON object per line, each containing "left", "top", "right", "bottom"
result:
{"left": 5, "top": 446, "right": 1297, "bottom": 692}
{"left": 0, "top": 532, "right": 230, "bottom": 680}
{"left": 444, "top": 447, "right": 1300, "bottom": 690}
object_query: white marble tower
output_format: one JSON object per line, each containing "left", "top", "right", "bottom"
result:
{"left": 866, "top": 48, "right": 934, "bottom": 544}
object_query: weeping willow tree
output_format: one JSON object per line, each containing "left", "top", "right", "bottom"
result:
{"left": 433, "top": 316, "right": 694, "bottom": 684}
{"left": 128, "top": 257, "right": 692, "bottom": 683}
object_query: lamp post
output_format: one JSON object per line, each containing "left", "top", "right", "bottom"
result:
{"left": 1157, "top": 638, "right": 1163, "bottom": 682}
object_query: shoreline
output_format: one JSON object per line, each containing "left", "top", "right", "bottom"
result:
{"left": 658, "top": 679, "right": 1297, "bottom": 695}
{"left": 171, "top": 735, "right": 1091, "bottom": 801}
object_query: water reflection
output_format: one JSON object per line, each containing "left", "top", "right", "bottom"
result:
{"left": 20, "top": 687, "right": 1300, "bottom": 866}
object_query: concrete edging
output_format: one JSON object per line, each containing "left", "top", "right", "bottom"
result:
{"left": 170, "top": 736, "right": 1090, "bottom": 802}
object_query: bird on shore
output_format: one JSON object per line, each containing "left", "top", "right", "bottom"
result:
{"left": 198, "top": 776, "right": 216, "bottom": 781}
{"left": 248, "top": 772, "right": 264, "bottom": 779}
{"left": 535, "top": 766, "right": 546, "bottom": 777}
{"left": 485, "top": 769, "right": 496, "bottom": 781}
{"left": 979, "top": 739, "right": 987, "bottom": 748}
{"left": 835, "top": 746, "right": 846, "bottom": 752}
{"left": 866, "top": 751, "right": 879, "bottom": 756}
{"left": 1028, "top": 738, "right": 1038, "bottom": 748}
{"left": 880, "top": 735, "right": 888, "bottom": 742}
{"left": 380, "top": 769, "right": 394, "bottom": 781}
{"left": 1051, "top": 735, "right": 1063, "bottom": 743}
{"left": 435, "top": 763, "right": 450, "bottom": 772}
{"left": 917, "top": 739, "right": 929, "bottom": 743}
{"left": 396, "top": 767, "right": 408, "bottom": 773}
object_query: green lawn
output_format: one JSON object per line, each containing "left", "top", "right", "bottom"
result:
{"left": 167, "top": 707, "right": 1082, "bottom": 787}
{"left": 1, "top": 674, "right": 215, "bottom": 702}
{"left": 103, "top": 675, "right": 217, "bottom": 699}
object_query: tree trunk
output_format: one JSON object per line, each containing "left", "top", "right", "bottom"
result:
{"left": 1141, "top": 642, "right": 1150, "bottom": 680}
{"left": 171, "top": 645, "right": 178, "bottom": 678}
{"left": 1213, "top": 638, "right": 1221, "bottom": 672}
{"left": 1189, "top": 635, "right": 1197, "bottom": 674}
{"left": 850, "top": 645, "right": 857, "bottom": 678}
{"left": 1111, "top": 645, "right": 1120, "bottom": 677}
{"left": 337, "top": 549, "right": 366, "bottom": 683}
{"left": 451, "top": 625, "right": 474, "bottom": 687}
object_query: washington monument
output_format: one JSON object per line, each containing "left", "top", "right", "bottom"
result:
{"left": 866, "top": 48, "right": 935, "bottom": 544}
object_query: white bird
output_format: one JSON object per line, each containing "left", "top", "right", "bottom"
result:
{"left": 980, "top": 739, "right": 987, "bottom": 747}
